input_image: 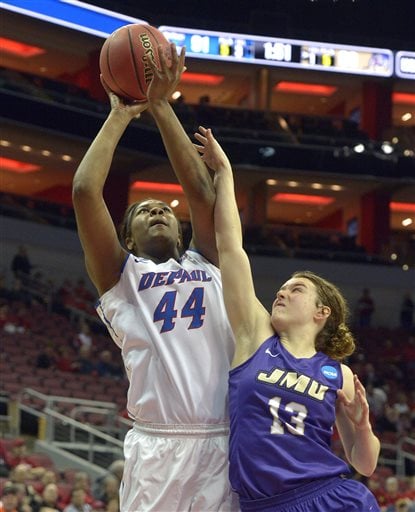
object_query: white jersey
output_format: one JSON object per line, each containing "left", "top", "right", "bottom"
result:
{"left": 96, "top": 249, "right": 235, "bottom": 425}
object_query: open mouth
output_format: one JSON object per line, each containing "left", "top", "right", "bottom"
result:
{"left": 150, "top": 220, "right": 167, "bottom": 227}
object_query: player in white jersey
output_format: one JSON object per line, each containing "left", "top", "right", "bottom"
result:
{"left": 73, "top": 44, "right": 238, "bottom": 511}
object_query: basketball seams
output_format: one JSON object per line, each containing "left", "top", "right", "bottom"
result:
{"left": 127, "top": 25, "right": 146, "bottom": 100}
{"left": 102, "top": 35, "right": 135, "bottom": 101}
{"left": 99, "top": 23, "right": 170, "bottom": 102}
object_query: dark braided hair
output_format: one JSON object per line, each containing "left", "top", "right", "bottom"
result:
{"left": 119, "top": 199, "right": 184, "bottom": 256}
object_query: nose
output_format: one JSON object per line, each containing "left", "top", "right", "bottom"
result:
{"left": 150, "top": 206, "right": 165, "bottom": 216}
{"left": 276, "top": 289, "right": 285, "bottom": 299}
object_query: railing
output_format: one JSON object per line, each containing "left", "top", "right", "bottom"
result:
{"left": 14, "top": 388, "right": 127, "bottom": 470}
{"left": 6, "top": 389, "right": 415, "bottom": 478}
{"left": 378, "top": 436, "right": 415, "bottom": 477}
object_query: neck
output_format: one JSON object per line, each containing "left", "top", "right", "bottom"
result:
{"left": 278, "top": 330, "right": 317, "bottom": 358}
{"left": 137, "top": 247, "right": 181, "bottom": 264}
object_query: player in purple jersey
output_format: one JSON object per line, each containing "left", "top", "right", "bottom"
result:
{"left": 73, "top": 45, "right": 237, "bottom": 511}
{"left": 194, "top": 126, "right": 381, "bottom": 511}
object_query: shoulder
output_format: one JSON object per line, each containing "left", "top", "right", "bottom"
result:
{"left": 182, "top": 249, "right": 218, "bottom": 268}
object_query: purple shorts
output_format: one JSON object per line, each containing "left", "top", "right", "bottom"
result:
{"left": 238, "top": 476, "right": 380, "bottom": 512}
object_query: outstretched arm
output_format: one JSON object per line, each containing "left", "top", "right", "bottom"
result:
{"left": 72, "top": 85, "right": 148, "bottom": 295}
{"left": 336, "top": 367, "right": 380, "bottom": 476}
{"left": 194, "top": 127, "right": 272, "bottom": 366}
{"left": 147, "top": 44, "right": 218, "bottom": 264}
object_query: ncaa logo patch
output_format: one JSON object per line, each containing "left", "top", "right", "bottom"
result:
{"left": 321, "top": 365, "right": 338, "bottom": 379}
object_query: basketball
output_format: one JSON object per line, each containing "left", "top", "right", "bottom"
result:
{"left": 99, "top": 24, "right": 172, "bottom": 102}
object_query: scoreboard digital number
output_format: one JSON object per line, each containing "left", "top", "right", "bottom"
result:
{"left": 159, "top": 26, "right": 394, "bottom": 78}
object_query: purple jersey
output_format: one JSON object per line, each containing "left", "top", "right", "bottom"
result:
{"left": 229, "top": 334, "right": 350, "bottom": 500}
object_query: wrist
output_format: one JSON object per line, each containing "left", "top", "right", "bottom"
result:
{"left": 108, "top": 109, "right": 133, "bottom": 124}
{"left": 355, "top": 422, "right": 373, "bottom": 432}
{"left": 149, "top": 98, "right": 170, "bottom": 110}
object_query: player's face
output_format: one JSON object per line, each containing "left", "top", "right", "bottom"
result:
{"left": 271, "top": 277, "right": 321, "bottom": 329}
{"left": 127, "top": 200, "right": 180, "bottom": 252}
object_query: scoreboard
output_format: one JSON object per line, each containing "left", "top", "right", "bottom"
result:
{"left": 395, "top": 51, "right": 415, "bottom": 80}
{"left": 159, "top": 26, "right": 396, "bottom": 78}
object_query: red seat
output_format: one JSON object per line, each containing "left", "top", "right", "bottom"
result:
{"left": 25, "top": 452, "right": 55, "bottom": 469}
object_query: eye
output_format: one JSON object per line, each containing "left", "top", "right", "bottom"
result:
{"left": 163, "top": 206, "right": 172, "bottom": 213}
{"left": 137, "top": 207, "right": 149, "bottom": 214}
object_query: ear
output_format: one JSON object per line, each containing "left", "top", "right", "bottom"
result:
{"left": 315, "top": 305, "right": 331, "bottom": 320}
{"left": 125, "top": 237, "right": 134, "bottom": 251}
{"left": 176, "top": 233, "right": 183, "bottom": 249}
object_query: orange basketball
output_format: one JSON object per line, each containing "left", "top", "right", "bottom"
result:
{"left": 99, "top": 24, "right": 171, "bottom": 102}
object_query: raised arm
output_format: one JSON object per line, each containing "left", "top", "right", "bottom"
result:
{"left": 147, "top": 44, "right": 218, "bottom": 264}
{"left": 194, "top": 127, "right": 271, "bottom": 366}
{"left": 72, "top": 88, "right": 148, "bottom": 295}
{"left": 336, "top": 367, "right": 380, "bottom": 476}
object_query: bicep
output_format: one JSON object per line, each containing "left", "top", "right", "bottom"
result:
{"left": 220, "top": 246, "right": 267, "bottom": 344}
{"left": 73, "top": 191, "right": 125, "bottom": 295}
{"left": 187, "top": 179, "right": 218, "bottom": 265}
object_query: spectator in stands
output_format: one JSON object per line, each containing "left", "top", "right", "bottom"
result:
{"left": 32, "top": 483, "right": 62, "bottom": 512}
{"left": 0, "top": 483, "right": 24, "bottom": 512}
{"left": 400, "top": 292, "right": 414, "bottom": 330}
{"left": 55, "top": 347, "right": 77, "bottom": 373}
{"left": 3, "top": 440, "right": 29, "bottom": 470}
{"left": 40, "top": 470, "right": 58, "bottom": 489}
{"left": 93, "top": 460, "right": 123, "bottom": 505}
{"left": 356, "top": 288, "right": 375, "bottom": 327}
{"left": 106, "top": 460, "right": 124, "bottom": 484}
{"left": 104, "top": 497, "right": 119, "bottom": 512}
{"left": 95, "top": 350, "right": 122, "bottom": 379}
{"left": 51, "top": 279, "right": 74, "bottom": 317}
{"left": 367, "top": 473, "right": 385, "bottom": 508}
{"left": 71, "top": 472, "right": 93, "bottom": 506}
{"left": 0, "top": 304, "right": 26, "bottom": 334}
{"left": 8, "top": 464, "right": 40, "bottom": 510}
{"left": 93, "top": 475, "right": 119, "bottom": 509}
{"left": 62, "top": 489, "right": 91, "bottom": 512}
{"left": 73, "top": 319, "right": 93, "bottom": 351}
{"left": 10, "top": 246, "right": 33, "bottom": 283}
{"left": 375, "top": 402, "right": 400, "bottom": 436}
{"left": 75, "top": 345, "right": 96, "bottom": 375}
{"left": 72, "top": 279, "right": 95, "bottom": 315}
{"left": 389, "top": 497, "right": 415, "bottom": 512}
{"left": 6, "top": 280, "right": 32, "bottom": 308}
{"left": 366, "top": 382, "right": 388, "bottom": 418}
{"left": 401, "top": 334, "right": 415, "bottom": 379}
{"left": 383, "top": 476, "right": 405, "bottom": 509}
{"left": 36, "top": 345, "right": 57, "bottom": 370}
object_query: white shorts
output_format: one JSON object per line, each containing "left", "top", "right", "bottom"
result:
{"left": 120, "top": 421, "right": 240, "bottom": 512}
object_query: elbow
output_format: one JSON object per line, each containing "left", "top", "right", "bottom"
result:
{"left": 72, "top": 179, "right": 85, "bottom": 203}
{"left": 358, "top": 465, "right": 377, "bottom": 478}
{"left": 72, "top": 178, "right": 97, "bottom": 205}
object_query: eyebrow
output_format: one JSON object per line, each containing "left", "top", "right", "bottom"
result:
{"left": 137, "top": 202, "right": 169, "bottom": 209}
{"left": 279, "top": 281, "right": 308, "bottom": 291}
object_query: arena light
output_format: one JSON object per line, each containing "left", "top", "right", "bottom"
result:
{"left": 393, "top": 92, "right": 415, "bottom": 105}
{"left": 274, "top": 82, "right": 337, "bottom": 96}
{"left": 390, "top": 202, "right": 415, "bottom": 213}
{"left": 0, "top": 36, "right": 45, "bottom": 57}
{"left": 131, "top": 181, "right": 183, "bottom": 194}
{"left": 0, "top": 156, "right": 41, "bottom": 173}
{"left": 181, "top": 72, "right": 224, "bottom": 85}
{"left": 271, "top": 193, "right": 334, "bottom": 205}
